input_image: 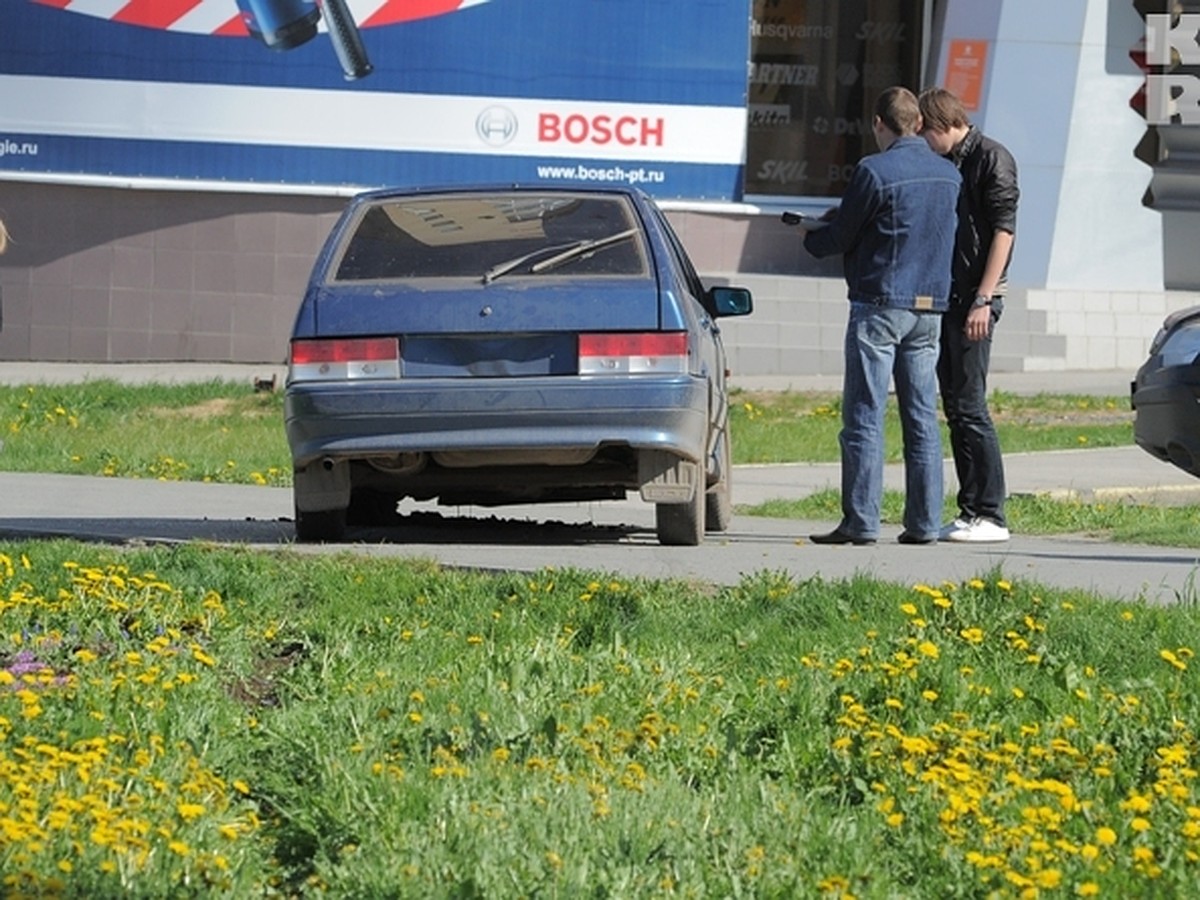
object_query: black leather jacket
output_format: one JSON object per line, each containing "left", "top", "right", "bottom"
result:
{"left": 947, "top": 125, "right": 1019, "bottom": 310}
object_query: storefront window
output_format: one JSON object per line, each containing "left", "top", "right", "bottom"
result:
{"left": 745, "top": 0, "right": 926, "bottom": 199}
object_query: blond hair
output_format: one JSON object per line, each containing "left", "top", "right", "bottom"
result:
{"left": 875, "top": 86, "right": 923, "bottom": 137}
{"left": 0, "top": 219, "right": 8, "bottom": 255}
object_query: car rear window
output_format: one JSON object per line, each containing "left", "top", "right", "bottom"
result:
{"left": 333, "top": 193, "right": 649, "bottom": 282}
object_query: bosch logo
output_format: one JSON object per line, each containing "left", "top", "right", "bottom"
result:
{"left": 538, "top": 113, "right": 665, "bottom": 147}
{"left": 476, "top": 106, "right": 518, "bottom": 147}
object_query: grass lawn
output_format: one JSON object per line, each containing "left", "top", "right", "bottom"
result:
{"left": 1, "top": 541, "right": 1198, "bottom": 897}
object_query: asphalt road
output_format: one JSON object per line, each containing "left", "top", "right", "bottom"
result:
{"left": 1, "top": 462, "right": 1198, "bottom": 605}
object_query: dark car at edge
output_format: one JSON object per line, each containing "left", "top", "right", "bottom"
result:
{"left": 283, "top": 185, "right": 753, "bottom": 545}
{"left": 1132, "top": 303, "right": 1200, "bottom": 477}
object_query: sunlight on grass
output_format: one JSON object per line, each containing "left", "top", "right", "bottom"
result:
{"left": 2, "top": 542, "right": 1199, "bottom": 896}
{"left": 729, "top": 389, "right": 1134, "bottom": 465}
{"left": 0, "top": 381, "right": 289, "bottom": 486}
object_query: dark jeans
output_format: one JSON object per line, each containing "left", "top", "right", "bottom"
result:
{"left": 938, "top": 306, "right": 1007, "bottom": 527}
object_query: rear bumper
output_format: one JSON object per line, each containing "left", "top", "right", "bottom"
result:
{"left": 1132, "top": 364, "right": 1200, "bottom": 478}
{"left": 284, "top": 374, "right": 712, "bottom": 469}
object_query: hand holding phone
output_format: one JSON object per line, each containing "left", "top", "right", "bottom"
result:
{"left": 780, "top": 211, "right": 830, "bottom": 230}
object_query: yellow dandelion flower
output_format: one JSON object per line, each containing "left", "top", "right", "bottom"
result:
{"left": 177, "top": 802, "right": 206, "bottom": 821}
{"left": 1035, "top": 869, "right": 1061, "bottom": 889}
{"left": 191, "top": 646, "right": 216, "bottom": 667}
{"left": 1096, "top": 826, "right": 1117, "bottom": 846}
{"left": 1122, "top": 793, "right": 1152, "bottom": 814}
{"left": 1160, "top": 649, "right": 1188, "bottom": 672}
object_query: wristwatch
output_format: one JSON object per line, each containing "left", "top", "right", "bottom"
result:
{"left": 972, "top": 294, "right": 992, "bottom": 308}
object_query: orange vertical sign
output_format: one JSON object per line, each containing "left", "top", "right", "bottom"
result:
{"left": 944, "top": 39, "right": 989, "bottom": 111}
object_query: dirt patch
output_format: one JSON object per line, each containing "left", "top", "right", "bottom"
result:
{"left": 991, "top": 409, "right": 1133, "bottom": 427}
{"left": 149, "top": 398, "right": 275, "bottom": 420}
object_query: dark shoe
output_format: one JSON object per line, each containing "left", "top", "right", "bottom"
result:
{"left": 897, "top": 531, "right": 937, "bottom": 545}
{"left": 810, "top": 529, "right": 876, "bottom": 546}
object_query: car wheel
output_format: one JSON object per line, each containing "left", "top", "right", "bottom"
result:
{"left": 655, "top": 459, "right": 704, "bottom": 546}
{"left": 705, "top": 430, "right": 733, "bottom": 532}
{"left": 294, "top": 503, "right": 348, "bottom": 543}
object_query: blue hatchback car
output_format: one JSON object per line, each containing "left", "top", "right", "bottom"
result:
{"left": 284, "top": 185, "right": 753, "bottom": 545}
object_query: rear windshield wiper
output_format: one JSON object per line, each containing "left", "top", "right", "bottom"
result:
{"left": 482, "top": 241, "right": 580, "bottom": 284}
{"left": 529, "top": 229, "right": 638, "bottom": 275}
{"left": 482, "top": 229, "right": 639, "bottom": 284}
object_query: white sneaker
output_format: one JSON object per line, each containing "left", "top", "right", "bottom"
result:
{"left": 945, "top": 517, "right": 1010, "bottom": 543}
{"left": 939, "top": 517, "right": 971, "bottom": 540}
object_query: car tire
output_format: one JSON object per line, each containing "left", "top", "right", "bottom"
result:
{"left": 294, "top": 504, "right": 348, "bottom": 543}
{"left": 705, "top": 429, "right": 733, "bottom": 532}
{"left": 655, "top": 459, "right": 704, "bottom": 546}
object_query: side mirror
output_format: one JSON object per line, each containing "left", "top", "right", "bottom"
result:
{"left": 709, "top": 286, "right": 753, "bottom": 318}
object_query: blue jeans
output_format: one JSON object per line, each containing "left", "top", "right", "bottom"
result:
{"left": 838, "top": 303, "right": 944, "bottom": 539}
{"left": 938, "top": 307, "right": 1007, "bottom": 527}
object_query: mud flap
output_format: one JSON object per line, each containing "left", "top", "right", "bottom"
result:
{"left": 638, "top": 450, "right": 696, "bottom": 504}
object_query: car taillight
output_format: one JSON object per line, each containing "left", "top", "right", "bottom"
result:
{"left": 289, "top": 337, "right": 400, "bottom": 381}
{"left": 578, "top": 332, "right": 688, "bottom": 375}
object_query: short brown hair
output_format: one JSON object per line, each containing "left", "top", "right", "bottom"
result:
{"left": 874, "top": 86, "right": 922, "bottom": 136}
{"left": 918, "top": 87, "right": 969, "bottom": 132}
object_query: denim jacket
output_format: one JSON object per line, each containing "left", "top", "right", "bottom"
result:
{"left": 804, "top": 135, "right": 960, "bottom": 312}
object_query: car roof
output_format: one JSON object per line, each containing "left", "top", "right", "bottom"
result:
{"left": 349, "top": 183, "right": 653, "bottom": 205}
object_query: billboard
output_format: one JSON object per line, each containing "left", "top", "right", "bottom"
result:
{"left": 0, "top": 1, "right": 751, "bottom": 200}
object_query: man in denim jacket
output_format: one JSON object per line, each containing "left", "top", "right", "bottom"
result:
{"left": 800, "top": 86, "right": 961, "bottom": 545}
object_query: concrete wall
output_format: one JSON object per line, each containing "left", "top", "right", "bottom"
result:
{"left": 0, "top": 181, "right": 342, "bottom": 363}
{"left": 1, "top": 180, "right": 1194, "bottom": 376}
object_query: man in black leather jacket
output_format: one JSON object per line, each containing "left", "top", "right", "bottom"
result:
{"left": 918, "top": 87, "right": 1019, "bottom": 543}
